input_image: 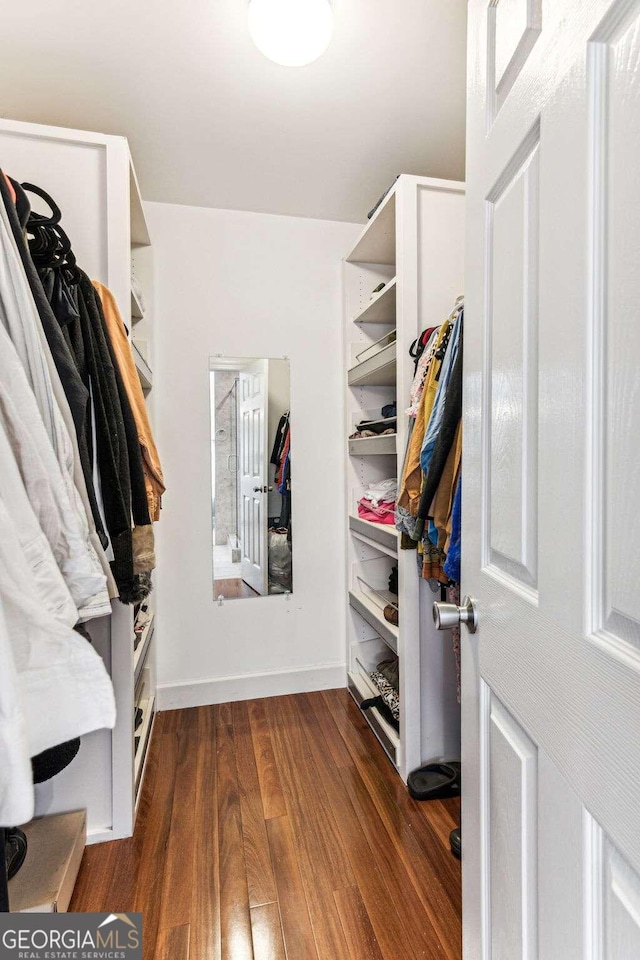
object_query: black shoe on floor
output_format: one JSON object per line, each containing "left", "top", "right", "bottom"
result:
{"left": 5, "top": 828, "right": 28, "bottom": 880}
{"left": 450, "top": 826, "right": 461, "bottom": 860}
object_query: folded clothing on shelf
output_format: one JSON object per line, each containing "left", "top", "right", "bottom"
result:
{"left": 364, "top": 478, "right": 397, "bottom": 506}
{"left": 357, "top": 477, "right": 397, "bottom": 525}
{"left": 350, "top": 426, "right": 395, "bottom": 439}
{"left": 357, "top": 500, "right": 396, "bottom": 524}
{"left": 354, "top": 418, "right": 397, "bottom": 435}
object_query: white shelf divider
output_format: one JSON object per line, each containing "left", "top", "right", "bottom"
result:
{"left": 352, "top": 277, "right": 397, "bottom": 324}
{"left": 348, "top": 341, "right": 396, "bottom": 387}
{"left": 134, "top": 615, "right": 155, "bottom": 685}
{"left": 345, "top": 187, "right": 396, "bottom": 265}
{"left": 133, "top": 341, "right": 153, "bottom": 392}
{"left": 134, "top": 695, "right": 155, "bottom": 793}
{"left": 348, "top": 434, "right": 396, "bottom": 456}
{"left": 347, "top": 670, "right": 399, "bottom": 764}
{"left": 348, "top": 515, "right": 398, "bottom": 556}
{"left": 349, "top": 589, "right": 398, "bottom": 654}
{"left": 131, "top": 288, "right": 145, "bottom": 322}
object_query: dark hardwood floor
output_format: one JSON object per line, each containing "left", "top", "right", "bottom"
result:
{"left": 71, "top": 690, "right": 462, "bottom": 960}
{"left": 214, "top": 578, "right": 260, "bottom": 600}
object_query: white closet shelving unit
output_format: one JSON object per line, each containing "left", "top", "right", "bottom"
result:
{"left": 343, "top": 174, "right": 465, "bottom": 781}
{"left": 0, "top": 118, "right": 157, "bottom": 841}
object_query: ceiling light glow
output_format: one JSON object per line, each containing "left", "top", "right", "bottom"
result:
{"left": 248, "top": 0, "right": 333, "bottom": 67}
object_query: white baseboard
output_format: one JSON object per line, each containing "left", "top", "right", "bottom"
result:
{"left": 156, "top": 661, "right": 347, "bottom": 711}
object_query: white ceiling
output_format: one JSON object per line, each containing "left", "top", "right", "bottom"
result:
{"left": 0, "top": 0, "right": 467, "bottom": 223}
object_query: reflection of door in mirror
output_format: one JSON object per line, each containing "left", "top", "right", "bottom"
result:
{"left": 210, "top": 357, "right": 292, "bottom": 601}
{"left": 239, "top": 359, "right": 268, "bottom": 595}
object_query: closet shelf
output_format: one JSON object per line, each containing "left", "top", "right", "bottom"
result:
{"left": 349, "top": 589, "right": 398, "bottom": 654}
{"left": 133, "top": 615, "right": 154, "bottom": 686}
{"left": 133, "top": 342, "right": 153, "bottom": 391}
{"left": 349, "top": 515, "right": 398, "bottom": 555}
{"left": 349, "top": 434, "right": 396, "bottom": 456}
{"left": 130, "top": 164, "right": 151, "bottom": 248}
{"left": 345, "top": 188, "right": 396, "bottom": 265}
{"left": 134, "top": 695, "right": 155, "bottom": 793}
{"left": 131, "top": 288, "right": 144, "bottom": 322}
{"left": 347, "top": 670, "right": 399, "bottom": 764}
{"left": 348, "top": 341, "right": 396, "bottom": 386}
{"left": 352, "top": 277, "right": 397, "bottom": 325}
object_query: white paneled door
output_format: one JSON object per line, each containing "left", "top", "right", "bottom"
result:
{"left": 239, "top": 360, "right": 269, "bottom": 596}
{"left": 464, "top": 1, "right": 640, "bottom": 957}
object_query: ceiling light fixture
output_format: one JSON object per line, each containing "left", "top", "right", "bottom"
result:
{"left": 248, "top": 0, "right": 333, "bottom": 67}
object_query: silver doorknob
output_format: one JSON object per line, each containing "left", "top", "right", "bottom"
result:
{"left": 432, "top": 596, "right": 478, "bottom": 634}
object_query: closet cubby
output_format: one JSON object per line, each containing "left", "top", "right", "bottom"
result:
{"left": 343, "top": 174, "right": 465, "bottom": 781}
{"left": 0, "top": 117, "right": 158, "bottom": 841}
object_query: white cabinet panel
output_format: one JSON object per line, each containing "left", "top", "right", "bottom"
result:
{"left": 486, "top": 136, "right": 539, "bottom": 591}
{"left": 488, "top": 0, "right": 542, "bottom": 119}
{"left": 607, "top": 845, "right": 640, "bottom": 959}
{"left": 488, "top": 694, "right": 538, "bottom": 960}
{"left": 590, "top": 1, "right": 640, "bottom": 647}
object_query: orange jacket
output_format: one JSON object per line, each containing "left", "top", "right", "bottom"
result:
{"left": 93, "top": 281, "right": 165, "bottom": 521}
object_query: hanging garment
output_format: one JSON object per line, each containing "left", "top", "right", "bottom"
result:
{"left": 270, "top": 412, "right": 289, "bottom": 467}
{"left": 0, "top": 322, "right": 110, "bottom": 618}
{"left": 395, "top": 321, "right": 450, "bottom": 535}
{"left": 275, "top": 427, "right": 290, "bottom": 487}
{"left": 406, "top": 327, "right": 438, "bottom": 417}
{"left": 443, "top": 476, "right": 461, "bottom": 584}
{"left": 0, "top": 190, "right": 114, "bottom": 609}
{"left": 0, "top": 176, "right": 108, "bottom": 555}
{"left": 413, "top": 332, "right": 463, "bottom": 540}
{"left": 79, "top": 275, "right": 153, "bottom": 598}
{"left": 45, "top": 265, "right": 151, "bottom": 601}
{"left": 94, "top": 281, "right": 165, "bottom": 524}
{"left": 0, "top": 497, "right": 115, "bottom": 827}
{"left": 16, "top": 178, "right": 151, "bottom": 601}
{"left": 430, "top": 421, "right": 462, "bottom": 550}
{"left": 0, "top": 415, "right": 77, "bottom": 627}
{"left": 419, "top": 307, "right": 462, "bottom": 481}
{"left": 36, "top": 320, "right": 117, "bottom": 598}
{"left": 0, "top": 597, "right": 33, "bottom": 827}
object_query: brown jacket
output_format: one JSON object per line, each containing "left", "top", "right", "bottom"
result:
{"left": 93, "top": 281, "right": 165, "bottom": 522}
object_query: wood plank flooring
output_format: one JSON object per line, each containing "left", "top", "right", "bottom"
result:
{"left": 214, "top": 579, "right": 260, "bottom": 600}
{"left": 70, "top": 690, "right": 461, "bottom": 960}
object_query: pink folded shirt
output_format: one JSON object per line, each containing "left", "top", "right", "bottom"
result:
{"left": 357, "top": 498, "right": 396, "bottom": 525}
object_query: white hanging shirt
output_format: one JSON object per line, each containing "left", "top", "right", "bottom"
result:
{"left": 0, "top": 322, "right": 110, "bottom": 618}
{"left": 0, "top": 415, "right": 77, "bottom": 627}
{"left": 0, "top": 497, "right": 115, "bottom": 827}
{"left": 0, "top": 200, "right": 110, "bottom": 619}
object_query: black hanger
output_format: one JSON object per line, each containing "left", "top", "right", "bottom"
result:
{"left": 21, "top": 182, "right": 61, "bottom": 226}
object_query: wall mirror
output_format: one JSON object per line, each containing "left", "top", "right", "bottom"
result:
{"left": 210, "top": 357, "right": 292, "bottom": 600}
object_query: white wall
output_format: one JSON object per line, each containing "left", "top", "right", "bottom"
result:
{"left": 145, "top": 201, "right": 360, "bottom": 708}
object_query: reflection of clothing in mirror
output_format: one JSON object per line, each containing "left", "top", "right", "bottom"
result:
{"left": 270, "top": 412, "right": 289, "bottom": 467}
{"left": 270, "top": 411, "right": 291, "bottom": 535}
